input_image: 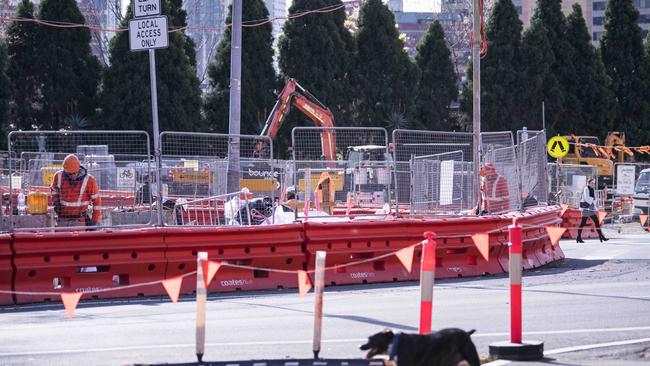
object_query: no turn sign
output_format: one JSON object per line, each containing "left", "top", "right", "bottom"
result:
{"left": 128, "top": 16, "right": 169, "bottom": 52}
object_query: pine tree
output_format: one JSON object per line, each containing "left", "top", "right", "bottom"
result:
{"left": 168, "top": 0, "right": 197, "bottom": 68}
{"left": 353, "top": 0, "right": 419, "bottom": 129}
{"left": 36, "top": 0, "right": 101, "bottom": 130}
{"left": 204, "top": 0, "right": 277, "bottom": 135}
{"left": 413, "top": 21, "right": 457, "bottom": 131}
{"left": 519, "top": 19, "right": 560, "bottom": 131}
{"left": 527, "top": 0, "right": 576, "bottom": 133}
{"left": 6, "top": 0, "right": 40, "bottom": 131}
{"left": 100, "top": 0, "right": 202, "bottom": 135}
{"left": 278, "top": 0, "right": 355, "bottom": 149}
{"left": 600, "top": 0, "right": 649, "bottom": 146}
{"left": 565, "top": 4, "right": 615, "bottom": 138}
{"left": 461, "top": 0, "right": 524, "bottom": 132}
{"left": 0, "top": 42, "right": 10, "bottom": 146}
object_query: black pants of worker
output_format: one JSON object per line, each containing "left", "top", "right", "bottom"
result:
{"left": 577, "top": 215, "right": 606, "bottom": 241}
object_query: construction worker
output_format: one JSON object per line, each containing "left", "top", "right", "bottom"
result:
{"left": 50, "top": 154, "right": 102, "bottom": 227}
{"left": 480, "top": 163, "right": 510, "bottom": 214}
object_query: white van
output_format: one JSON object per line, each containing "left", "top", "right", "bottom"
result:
{"left": 633, "top": 168, "right": 650, "bottom": 215}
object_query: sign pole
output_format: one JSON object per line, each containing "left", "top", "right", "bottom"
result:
{"left": 149, "top": 48, "right": 164, "bottom": 226}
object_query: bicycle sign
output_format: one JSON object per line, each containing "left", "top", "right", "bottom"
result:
{"left": 117, "top": 167, "right": 136, "bottom": 188}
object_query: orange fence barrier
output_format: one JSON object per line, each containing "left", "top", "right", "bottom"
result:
{"left": 11, "top": 228, "right": 167, "bottom": 303}
{"left": 164, "top": 224, "right": 304, "bottom": 294}
{"left": 561, "top": 208, "right": 605, "bottom": 239}
{"left": 0, "top": 234, "right": 13, "bottom": 304}
{"left": 0, "top": 207, "right": 565, "bottom": 305}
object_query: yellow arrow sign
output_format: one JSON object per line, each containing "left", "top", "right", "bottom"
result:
{"left": 547, "top": 136, "right": 569, "bottom": 159}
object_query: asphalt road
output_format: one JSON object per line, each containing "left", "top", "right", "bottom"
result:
{"left": 0, "top": 227, "right": 648, "bottom": 366}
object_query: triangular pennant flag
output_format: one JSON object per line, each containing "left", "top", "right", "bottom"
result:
{"left": 560, "top": 204, "right": 569, "bottom": 217}
{"left": 161, "top": 275, "right": 183, "bottom": 303}
{"left": 61, "top": 292, "right": 83, "bottom": 320}
{"left": 545, "top": 226, "right": 567, "bottom": 247}
{"left": 297, "top": 270, "right": 312, "bottom": 297}
{"left": 597, "top": 211, "right": 607, "bottom": 224}
{"left": 395, "top": 245, "right": 415, "bottom": 273}
{"left": 471, "top": 233, "right": 490, "bottom": 261}
{"left": 640, "top": 214, "right": 648, "bottom": 227}
{"left": 201, "top": 260, "right": 221, "bottom": 288}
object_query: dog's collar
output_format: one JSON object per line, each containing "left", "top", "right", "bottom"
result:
{"left": 388, "top": 333, "right": 399, "bottom": 361}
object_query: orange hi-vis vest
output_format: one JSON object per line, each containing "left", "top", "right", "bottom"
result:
{"left": 51, "top": 169, "right": 102, "bottom": 223}
{"left": 482, "top": 174, "right": 510, "bottom": 214}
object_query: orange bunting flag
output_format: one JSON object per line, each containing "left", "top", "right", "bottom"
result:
{"left": 640, "top": 215, "right": 648, "bottom": 227}
{"left": 395, "top": 245, "right": 415, "bottom": 273}
{"left": 201, "top": 260, "right": 222, "bottom": 288}
{"left": 471, "top": 233, "right": 490, "bottom": 262}
{"left": 545, "top": 226, "right": 566, "bottom": 247}
{"left": 560, "top": 204, "right": 569, "bottom": 217}
{"left": 162, "top": 275, "right": 183, "bottom": 303}
{"left": 61, "top": 292, "right": 83, "bottom": 320}
{"left": 297, "top": 270, "right": 312, "bottom": 297}
{"left": 597, "top": 211, "right": 608, "bottom": 224}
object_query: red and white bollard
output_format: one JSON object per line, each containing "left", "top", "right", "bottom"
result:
{"left": 419, "top": 232, "right": 437, "bottom": 334}
{"left": 489, "top": 219, "right": 544, "bottom": 360}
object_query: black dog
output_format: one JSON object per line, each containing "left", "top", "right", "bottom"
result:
{"left": 359, "top": 328, "right": 480, "bottom": 366}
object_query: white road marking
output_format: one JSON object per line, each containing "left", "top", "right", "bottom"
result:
{"left": 2, "top": 326, "right": 650, "bottom": 357}
{"left": 483, "top": 337, "right": 650, "bottom": 366}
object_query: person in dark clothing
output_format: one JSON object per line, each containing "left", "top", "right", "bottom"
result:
{"left": 577, "top": 177, "right": 608, "bottom": 243}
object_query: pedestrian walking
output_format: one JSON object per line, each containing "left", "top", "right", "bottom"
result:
{"left": 577, "top": 177, "right": 608, "bottom": 243}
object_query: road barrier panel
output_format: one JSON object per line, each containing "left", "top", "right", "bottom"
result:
{"left": 11, "top": 228, "right": 167, "bottom": 303}
{"left": 163, "top": 224, "right": 305, "bottom": 295}
{"left": 0, "top": 234, "right": 13, "bottom": 304}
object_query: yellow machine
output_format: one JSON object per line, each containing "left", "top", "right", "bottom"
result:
{"left": 560, "top": 132, "right": 630, "bottom": 187}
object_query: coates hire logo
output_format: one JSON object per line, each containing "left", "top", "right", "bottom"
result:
{"left": 220, "top": 279, "right": 253, "bottom": 287}
{"left": 247, "top": 169, "right": 279, "bottom": 179}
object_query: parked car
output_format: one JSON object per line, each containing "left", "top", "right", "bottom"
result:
{"left": 633, "top": 168, "right": 650, "bottom": 215}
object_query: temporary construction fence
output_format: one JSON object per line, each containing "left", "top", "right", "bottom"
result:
{"left": 516, "top": 130, "right": 548, "bottom": 206}
{"left": 291, "top": 127, "right": 391, "bottom": 215}
{"left": 548, "top": 163, "right": 599, "bottom": 209}
{"left": 610, "top": 162, "right": 650, "bottom": 222}
{"left": 6, "top": 131, "right": 153, "bottom": 231}
{"left": 481, "top": 131, "right": 521, "bottom": 213}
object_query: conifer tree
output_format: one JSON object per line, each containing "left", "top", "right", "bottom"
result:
{"left": 278, "top": 0, "right": 355, "bottom": 150}
{"left": 100, "top": 0, "right": 202, "bottom": 134}
{"left": 526, "top": 0, "right": 576, "bottom": 133}
{"left": 601, "top": 0, "right": 649, "bottom": 145}
{"left": 204, "top": 0, "right": 277, "bottom": 135}
{"left": 461, "top": 0, "right": 524, "bottom": 132}
{"left": 36, "top": 0, "right": 101, "bottom": 130}
{"left": 6, "top": 0, "right": 40, "bottom": 131}
{"left": 413, "top": 21, "right": 457, "bottom": 131}
{"left": 565, "top": 4, "right": 615, "bottom": 138}
{"left": 0, "top": 42, "right": 10, "bottom": 143}
{"left": 353, "top": 0, "right": 419, "bottom": 129}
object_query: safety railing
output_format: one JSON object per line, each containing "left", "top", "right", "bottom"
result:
{"left": 6, "top": 130, "right": 153, "bottom": 232}
{"left": 170, "top": 191, "right": 276, "bottom": 227}
{"left": 481, "top": 131, "right": 521, "bottom": 213}
{"left": 516, "top": 130, "right": 548, "bottom": 207}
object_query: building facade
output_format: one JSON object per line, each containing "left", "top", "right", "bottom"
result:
{"left": 592, "top": 0, "right": 649, "bottom": 45}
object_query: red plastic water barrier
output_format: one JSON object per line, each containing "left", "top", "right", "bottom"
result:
{"left": 164, "top": 224, "right": 304, "bottom": 294}
{"left": 0, "top": 234, "right": 13, "bottom": 305}
{"left": 12, "top": 228, "right": 167, "bottom": 304}
{"left": 303, "top": 215, "right": 506, "bottom": 286}
{"left": 561, "top": 208, "right": 604, "bottom": 239}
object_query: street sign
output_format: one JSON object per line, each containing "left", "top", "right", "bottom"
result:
{"left": 133, "top": 0, "right": 161, "bottom": 18}
{"left": 128, "top": 16, "right": 168, "bottom": 52}
{"left": 547, "top": 136, "right": 569, "bottom": 159}
{"left": 616, "top": 164, "right": 636, "bottom": 195}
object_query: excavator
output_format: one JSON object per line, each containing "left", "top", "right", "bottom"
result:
{"left": 258, "top": 78, "right": 336, "bottom": 160}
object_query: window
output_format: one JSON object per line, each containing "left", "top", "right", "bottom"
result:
{"left": 593, "top": 1, "right": 607, "bottom": 11}
{"left": 593, "top": 16, "right": 605, "bottom": 25}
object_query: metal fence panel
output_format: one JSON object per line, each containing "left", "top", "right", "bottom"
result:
{"left": 551, "top": 164, "right": 598, "bottom": 209}
{"left": 612, "top": 162, "right": 650, "bottom": 218}
{"left": 392, "top": 130, "right": 474, "bottom": 206}
{"left": 292, "top": 127, "right": 388, "bottom": 161}
{"left": 516, "top": 130, "right": 548, "bottom": 205}
{"left": 7, "top": 131, "right": 152, "bottom": 231}
{"left": 160, "top": 132, "right": 275, "bottom": 200}
{"left": 410, "top": 150, "right": 472, "bottom": 215}
{"left": 481, "top": 131, "right": 521, "bottom": 212}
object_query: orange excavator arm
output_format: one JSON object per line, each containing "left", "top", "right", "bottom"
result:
{"left": 260, "top": 79, "right": 336, "bottom": 160}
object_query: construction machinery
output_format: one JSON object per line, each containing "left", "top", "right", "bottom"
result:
{"left": 258, "top": 79, "right": 336, "bottom": 160}
{"left": 561, "top": 132, "right": 631, "bottom": 187}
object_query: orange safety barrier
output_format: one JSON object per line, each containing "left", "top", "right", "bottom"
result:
{"left": 0, "top": 234, "right": 13, "bottom": 305}
{"left": 303, "top": 215, "right": 506, "bottom": 286}
{"left": 11, "top": 228, "right": 167, "bottom": 304}
{"left": 561, "top": 208, "right": 605, "bottom": 239}
{"left": 164, "top": 224, "right": 305, "bottom": 294}
{"left": 500, "top": 206, "right": 565, "bottom": 271}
